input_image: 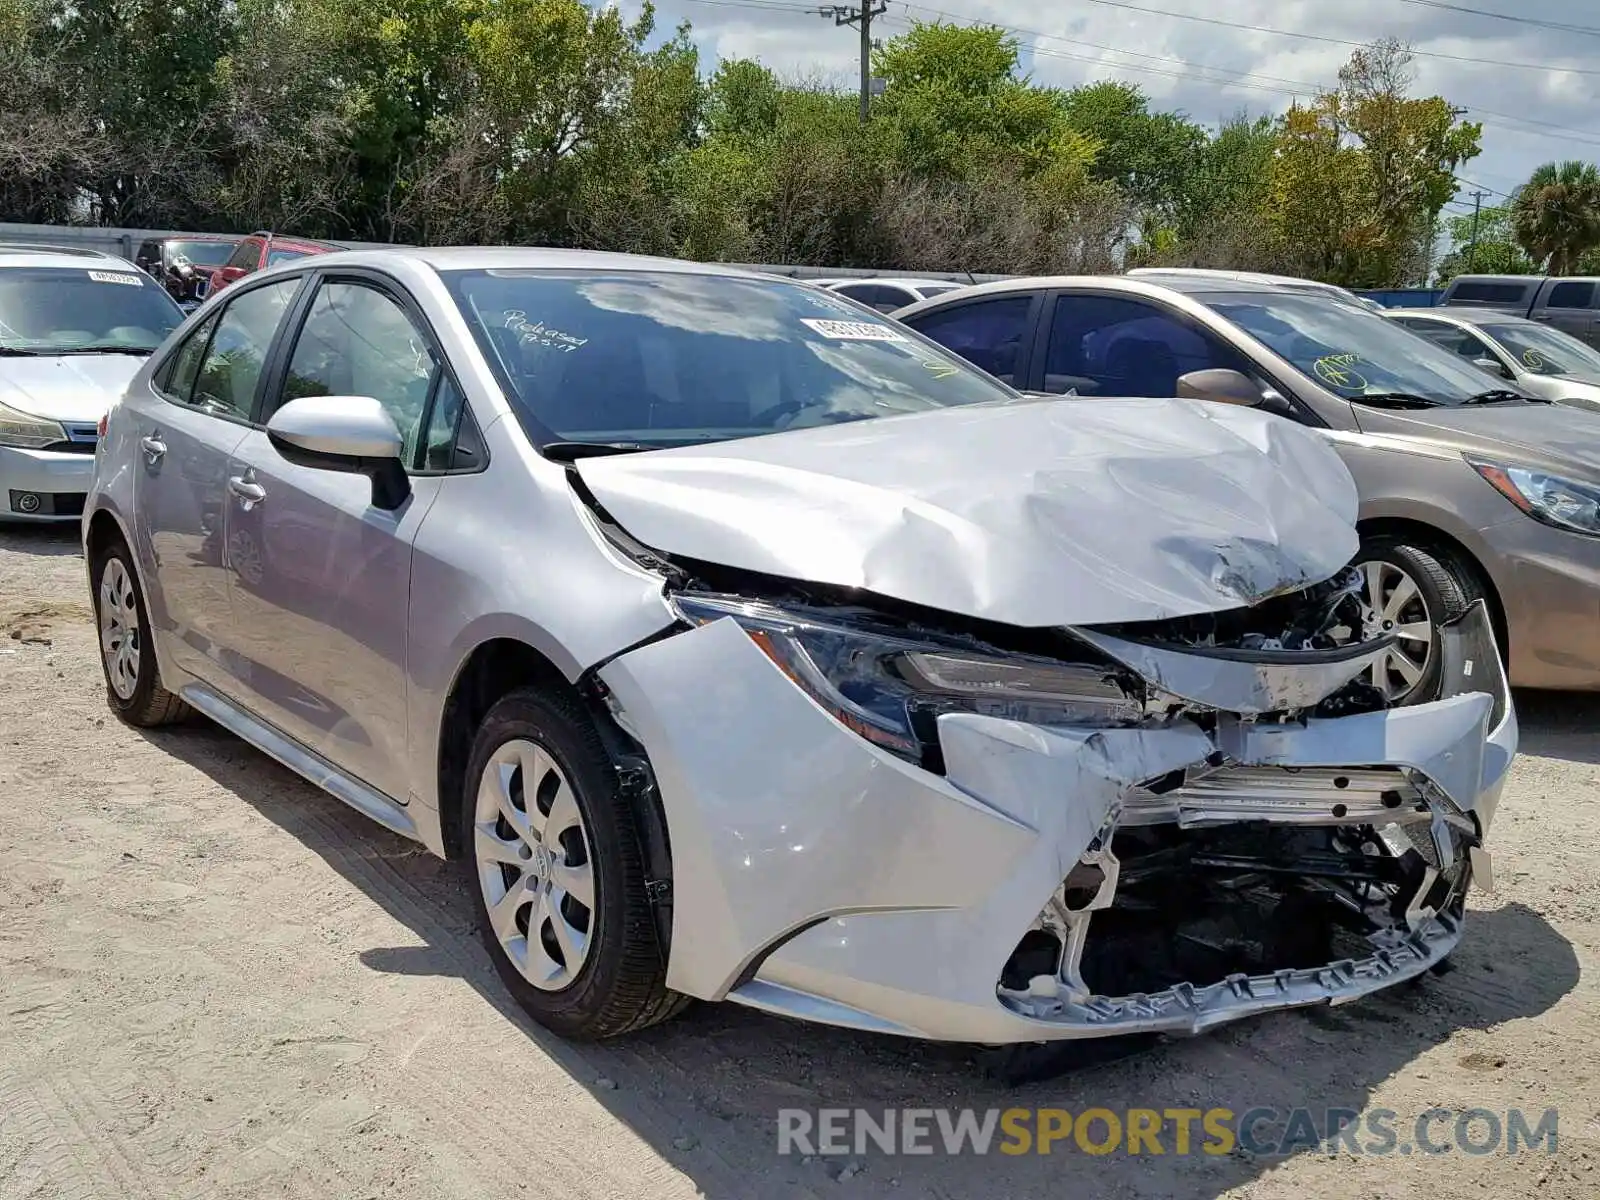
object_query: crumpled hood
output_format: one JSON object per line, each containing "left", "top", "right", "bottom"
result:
{"left": 0, "top": 354, "right": 144, "bottom": 422}
{"left": 576, "top": 398, "right": 1360, "bottom": 628}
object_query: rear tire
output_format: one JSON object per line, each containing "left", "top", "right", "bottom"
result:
{"left": 90, "top": 539, "right": 190, "bottom": 727}
{"left": 462, "top": 686, "right": 686, "bottom": 1040}
{"left": 1352, "top": 538, "right": 1486, "bottom": 705}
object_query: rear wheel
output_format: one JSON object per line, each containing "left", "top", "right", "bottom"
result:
{"left": 462, "top": 686, "right": 686, "bottom": 1039}
{"left": 91, "top": 540, "right": 190, "bottom": 727}
{"left": 1351, "top": 539, "right": 1485, "bottom": 705}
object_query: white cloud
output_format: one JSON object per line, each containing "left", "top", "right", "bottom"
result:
{"left": 646, "top": 0, "right": 1600, "bottom": 206}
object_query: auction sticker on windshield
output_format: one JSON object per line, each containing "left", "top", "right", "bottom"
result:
{"left": 88, "top": 270, "right": 142, "bottom": 286}
{"left": 801, "top": 318, "right": 908, "bottom": 342}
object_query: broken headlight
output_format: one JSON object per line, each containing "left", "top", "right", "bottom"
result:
{"left": 671, "top": 593, "right": 1141, "bottom": 766}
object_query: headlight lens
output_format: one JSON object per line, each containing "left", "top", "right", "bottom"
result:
{"left": 671, "top": 593, "right": 1142, "bottom": 766}
{"left": 1471, "top": 458, "right": 1600, "bottom": 536}
{"left": 0, "top": 401, "right": 65, "bottom": 449}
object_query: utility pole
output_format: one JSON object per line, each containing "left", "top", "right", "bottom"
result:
{"left": 1465, "top": 189, "right": 1490, "bottom": 273}
{"left": 813, "top": 3, "right": 888, "bottom": 123}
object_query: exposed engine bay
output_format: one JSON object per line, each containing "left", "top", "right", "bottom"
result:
{"left": 997, "top": 805, "right": 1472, "bottom": 1025}
{"left": 1103, "top": 566, "right": 1368, "bottom": 653}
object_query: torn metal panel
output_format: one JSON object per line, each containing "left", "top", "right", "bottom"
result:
{"left": 1121, "top": 763, "right": 1425, "bottom": 827}
{"left": 1434, "top": 601, "right": 1517, "bottom": 833}
{"left": 1074, "top": 626, "right": 1393, "bottom": 714}
{"left": 575, "top": 397, "right": 1360, "bottom": 628}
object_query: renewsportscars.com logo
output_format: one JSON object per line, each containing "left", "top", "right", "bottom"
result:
{"left": 777, "top": 1107, "right": 1559, "bottom": 1158}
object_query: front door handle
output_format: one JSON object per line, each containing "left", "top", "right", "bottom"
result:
{"left": 228, "top": 475, "right": 266, "bottom": 507}
{"left": 140, "top": 434, "right": 166, "bottom": 464}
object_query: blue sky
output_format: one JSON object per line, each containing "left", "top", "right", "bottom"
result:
{"left": 626, "top": 0, "right": 1600, "bottom": 223}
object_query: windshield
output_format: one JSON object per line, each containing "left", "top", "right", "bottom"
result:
{"left": 167, "top": 240, "right": 236, "bottom": 267}
{"left": 1206, "top": 291, "right": 1530, "bottom": 405}
{"left": 0, "top": 267, "right": 183, "bottom": 353}
{"left": 444, "top": 270, "right": 1018, "bottom": 448}
{"left": 1482, "top": 322, "right": 1600, "bottom": 380}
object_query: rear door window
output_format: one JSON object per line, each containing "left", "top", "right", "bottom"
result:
{"left": 189, "top": 279, "right": 301, "bottom": 420}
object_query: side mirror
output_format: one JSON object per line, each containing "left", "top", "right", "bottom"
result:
{"left": 266, "top": 395, "right": 411, "bottom": 511}
{"left": 1176, "top": 368, "right": 1278, "bottom": 409}
{"left": 1474, "top": 357, "right": 1515, "bottom": 381}
{"left": 219, "top": 266, "right": 247, "bottom": 283}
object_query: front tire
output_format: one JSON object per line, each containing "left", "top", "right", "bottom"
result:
{"left": 91, "top": 539, "right": 190, "bottom": 727}
{"left": 1352, "top": 539, "right": 1486, "bottom": 705}
{"left": 462, "top": 686, "right": 685, "bottom": 1040}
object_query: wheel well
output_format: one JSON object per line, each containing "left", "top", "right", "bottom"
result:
{"left": 1355, "top": 517, "right": 1509, "bottom": 654}
{"left": 436, "top": 639, "right": 571, "bottom": 859}
{"left": 84, "top": 510, "right": 125, "bottom": 565}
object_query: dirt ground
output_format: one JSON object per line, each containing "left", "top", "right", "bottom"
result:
{"left": 1, "top": 522, "right": 1596, "bottom": 1200}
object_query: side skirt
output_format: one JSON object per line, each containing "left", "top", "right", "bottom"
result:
{"left": 180, "top": 682, "right": 422, "bottom": 846}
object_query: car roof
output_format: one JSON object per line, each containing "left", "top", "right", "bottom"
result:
{"left": 889, "top": 272, "right": 1336, "bottom": 323}
{"left": 0, "top": 242, "right": 121, "bottom": 261}
{"left": 0, "top": 248, "right": 141, "bottom": 271}
{"left": 1387, "top": 307, "right": 1542, "bottom": 327}
{"left": 826, "top": 276, "right": 966, "bottom": 290}
{"left": 286, "top": 245, "right": 791, "bottom": 281}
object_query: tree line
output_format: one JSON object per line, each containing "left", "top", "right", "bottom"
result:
{"left": 0, "top": 0, "right": 1539, "bottom": 286}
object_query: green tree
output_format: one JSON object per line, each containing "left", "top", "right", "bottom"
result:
{"left": 1264, "top": 39, "right": 1480, "bottom": 286}
{"left": 1511, "top": 160, "right": 1600, "bottom": 275}
{"left": 1059, "top": 80, "right": 1206, "bottom": 227}
{"left": 1435, "top": 203, "right": 1537, "bottom": 282}
{"left": 873, "top": 22, "right": 1097, "bottom": 182}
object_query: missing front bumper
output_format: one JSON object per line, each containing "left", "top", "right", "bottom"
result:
{"left": 994, "top": 815, "right": 1473, "bottom": 1035}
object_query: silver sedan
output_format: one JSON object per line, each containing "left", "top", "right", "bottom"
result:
{"left": 1388, "top": 307, "right": 1600, "bottom": 411}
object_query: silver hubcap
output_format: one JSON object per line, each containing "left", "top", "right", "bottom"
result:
{"left": 1359, "top": 559, "right": 1433, "bottom": 702}
{"left": 98, "top": 558, "right": 142, "bottom": 701}
{"left": 473, "top": 739, "right": 596, "bottom": 991}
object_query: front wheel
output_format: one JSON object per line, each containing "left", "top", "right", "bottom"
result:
{"left": 462, "top": 686, "right": 686, "bottom": 1040}
{"left": 1351, "top": 539, "right": 1486, "bottom": 705}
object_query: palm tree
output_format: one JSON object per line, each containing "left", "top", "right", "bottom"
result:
{"left": 1511, "top": 161, "right": 1600, "bottom": 275}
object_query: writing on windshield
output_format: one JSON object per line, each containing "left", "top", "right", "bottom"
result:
{"left": 1208, "top": 293, "right": 1526, "bottom": 407}
{"left": 1483, "top": 323, "right": 1600, "bottom": 380}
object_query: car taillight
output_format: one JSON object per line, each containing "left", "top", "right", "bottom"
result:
{"left": 97, "top": 413, "right": 108, "bottom": 438}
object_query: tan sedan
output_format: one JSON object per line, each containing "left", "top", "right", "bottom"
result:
{"left": 897, "top": 274, "right": 1600, "bottom": 699}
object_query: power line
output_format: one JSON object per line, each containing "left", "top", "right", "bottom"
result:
{"left": 811, "top": 3, "right": 888, "bottom": 122}
{"left": 1392, "top": 0, "right": 1600, "bottom": 37}
{"left": 1070, "top": 0, "right": 1600, "bottom": 76}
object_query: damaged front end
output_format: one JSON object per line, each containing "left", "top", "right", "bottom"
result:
{"left": 992, "top": 588, "right": 1511, "bottom": 1036}
{"left": 596, "top": 564, "right": 1515, "bottom": 1044}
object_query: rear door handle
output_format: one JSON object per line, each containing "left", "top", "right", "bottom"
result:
{"left": 228, "top": 476, "right": 266, "bottom": 507}
{"left": 140, "top": 435, "right": 166, "bottom": 464}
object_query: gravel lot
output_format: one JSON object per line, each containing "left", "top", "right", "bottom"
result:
{"left": 1, "top": 522, "right": 1597, "bottom": 1200}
